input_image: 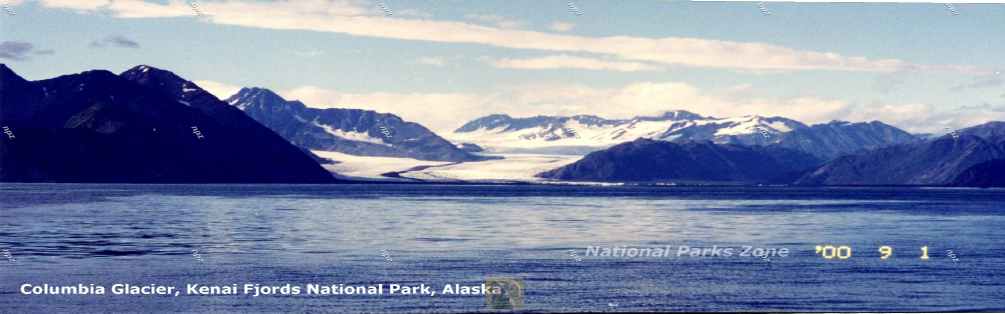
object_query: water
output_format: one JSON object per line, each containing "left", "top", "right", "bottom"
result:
{"left": 1, "top": 184, "right": 1004, "bottom": 312}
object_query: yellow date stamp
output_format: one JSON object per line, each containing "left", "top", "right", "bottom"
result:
{"left": 814, "top": 245, "right": 931, "bottom": 260}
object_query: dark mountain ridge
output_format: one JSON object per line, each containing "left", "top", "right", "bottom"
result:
{"left": 537, "top": 138, "right": 822, "bottom": 183}
{"left": 796, "top": 122, "right": 1005, "bottom": 186}
{"left": 774, "top": 120, "right": 920, "bottom": 159}
{"left": 0, "top": 64, "right": 335, "bottom": 183}
{"left": 951, "top": 159, "right": 1005, "bottom": 187}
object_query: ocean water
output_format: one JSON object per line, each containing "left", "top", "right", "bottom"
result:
{"left": 1, "top": 183, "right": 1004, "bottom": 312}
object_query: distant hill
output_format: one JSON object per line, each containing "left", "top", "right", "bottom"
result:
{"left": 0, "top": 64, "right": 335, "bottom": 183}
{"left": 536, "top": 138, "right": 821, "bottom": 183}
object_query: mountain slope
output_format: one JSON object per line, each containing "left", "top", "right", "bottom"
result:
{"left": 947, "top": 122, "right": 1005, "bottom": 187}
{"left": 795, "top": 134, "right": 1004, "bottom": 186}
{"left": 0, "top": 64, "right": 335, "bottom": 183}
{"left": 774, "top": 121, "right": 920, "bottom": 159}
{"left": 959, "top": 121, "right": 1005, "bottom": 140}
{"left": 226, "top": 87, "right": 483, "bottom": 162}
{"left": 536, "top": 138, "right": 822, "bottom": 183}
{"left": 951, "top": 159, "right": 1005, "bottom": 187}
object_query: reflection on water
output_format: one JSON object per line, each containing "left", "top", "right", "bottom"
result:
{"left": 1, "top": 184, "right": 1004, "bottom": 312}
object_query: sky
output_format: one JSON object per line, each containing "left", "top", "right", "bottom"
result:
{"left": 1, "top": 0, "right": 1003, "bottom": 134}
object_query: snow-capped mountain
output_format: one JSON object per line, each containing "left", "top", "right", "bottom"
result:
{"left": 450, "top": 111, "right": 921, "bottom": 159}
{"left": 226, "top": 88, "right": 485, "bottom": 162}
{"left": 449, "top": 111, "right": 808, "bottom": 153}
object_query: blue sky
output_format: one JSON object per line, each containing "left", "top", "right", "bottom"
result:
{"left": 1, "top": 0, "right": 1003, "bottom": 133}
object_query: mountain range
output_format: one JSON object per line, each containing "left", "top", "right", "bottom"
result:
{"left": 0, "top": 64, "right": 334, "bottom": 183}
{"left": 1, "top": 64, "right": 999, "bottom": 186}
{"left": 450, "top": 111, "right": 919, "bottom": 159}
{"left": 226, "top": 87, "right": 484, "bottom": 162}
{"left": 537, "top": 121, "right": 1004, "bottom": 186}
{"left": 796, "top": 122, "right": 1005, "bottom": 185}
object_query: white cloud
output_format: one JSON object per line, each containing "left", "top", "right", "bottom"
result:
{"left": 29, "top": 0, "right": 994, "bottom": 133}
{"left": 417, "top": 56, "right": 446, "bottom": 66}
{"left": 33, "top": 0, "right": 977, "bottom": 73}
{"left": 269, "top": 79, "right": 992, "bottom": 133}
{"left": 394, "top": 8, "right": 431, "bottom": 18}
{"left": 551, "top": 81, "right": 852, "bottom": 124}
{"left": 193, "top": 80, "right": 242, "bottom": 99}
{"left": 549, "top": 21, "right": 575, "bottom": 32}
{"left": 106, "top": 0, "right": 194, "bottom": 18}
{"left": 463, "top": 13, "right": 524, "bottom": 29}
{"left": 276, "top": 81, "right": 869, "bottom": 133}
{"left": 488, "top": 55, "right": 661, "bottom": 72}
{"left": 55, "top": 0, "right": 194, "bottom": 18}
{"left": 281, "top": 86, "right": 483, "bottom": 132}
{"left": 37, "top": 0, "right": 110, "bottom": 11}
{"left": 847, "top": 102, "right": 932, "bottom": 126}
{"left": 845, "top": 102, "right": 1005, "bottom": 133}
{"left": 292, "top": 49, "right": 324, "bottom": 57}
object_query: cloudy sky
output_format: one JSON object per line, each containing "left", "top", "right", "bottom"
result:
{"left": 2, "top": 0, "right": 1003, "bottom": 133}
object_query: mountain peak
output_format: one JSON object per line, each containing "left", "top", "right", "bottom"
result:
{"left": 454, "top": 114, "right": 517, "bottom": 132}
{"left": 235, "top": 87, "right": 284, "bottom": 100}
{"left": 640, "top": 110, "right": 705, "bottom": 121}
{"left": 742, "top": 114, "right": 773, "bottom": 121}
{"left": 0, "top": 63, "right": 18, "bottom": 76}
{"left": 0, "top": 63, "right": 28, "bottom": 86}
{"left": 964, "top": 121, "right": 1005, "bottom": 130}
{"left": 119, "top": 64, "right": 197, "bottom": 92}
{"left": 225, "top": 87, "right": 302, "bottom": 111}
{"left": 485, "top": 113, "right": 513, "bottom": 119}
{"left": 960, "top": 121, "right": 1005, "bottom": 140}
{"left": 120, "top": 64, "right": 180, "bottom": 81}
{"left": 119, "top": 65, "right": 218, "bottom": 103}
{"left": 228, "top": 86, "right": 287, "bottom": 104}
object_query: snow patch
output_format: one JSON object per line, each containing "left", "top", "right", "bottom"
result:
{"left": 313, "top": 150, "right": 582, "bottom": 183}
{"left": 312, "top": 150, "right": 449, "bottom": 179}
{"left": 767, "top": 121, "right": 792, "bottom": 132}
{"left": 714, "top": 122, "right": 758, "bottom": 136}
{"left": 452, "top": 114, "right": 804, "bottom": 152}
{"left": 401, "top": 154, "right": 581, "bottom": 182}
{"left": 313, "top": 122, "right": 389, "bottom": 146}
{"left": 181, "top": 82, "right": 200, "bottom": 93}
